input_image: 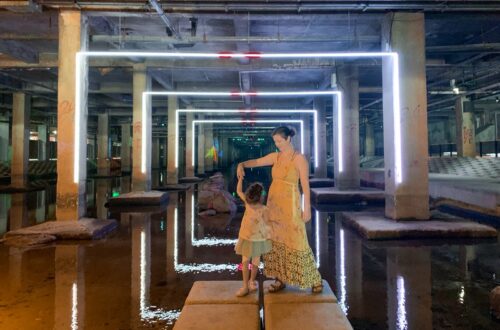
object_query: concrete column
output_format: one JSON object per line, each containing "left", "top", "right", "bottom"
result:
{"left": 96, "top": 179, "right": 109, "bottom": 220}
{"left": 56, "top": 10, "right": 88, "bottom": 221}
{"left": 120, "top": 124, "right": 131, "bottom": 173}
{"left": 97, "top": 112, "right": 110, "bottom": 176}
{"left": 9, "top": 193, "right": 29, "bottom": 230}
{"left": 335, "top": 64, "right": 360, "bottom": 190}
{"left": 35, "top": 190, "right": 47, "bottom": 223}
{"left": 11, "top": 93, "right": 30, "bottom": 187}
{"left": 152, "top": 137, "right": 160, "bottom": 170}
{"left": 455, "top": 97, "right": 476, "bottom": 157}
{"left": 204, "top": 123, "right": 214, "bottom": 172}
{"left": 37, "top": 124, "right": 47, "bottom": 161}
{"left": 161, "top": 137, "right": 167, "bottom": 169}
{"left": 365, "top": 122, "right": 375, "bottom": 157}
{"left": 197, "top": 116, "right": 205, "bottom": 175}
{"left": 185, "top": 111, "right": 195, "bottom": 177}
{"left": 55, "top": 245, "right": 85, "bottom": 329}
{"left": 167, "top": 96, "right": 178, "bottom": 184}
{"left": 301, "top": 114, "right": 311, "bottom": 160}
{"left": 0, "top": 118, "right": 8, "bottom": 162}
{"left": 0, "top": 195, "right": 9, "bottom": 236}
{"left": 314, "top": 98, "right": 328, "bottom": 178}
{"left": 387, "top": 247, "right": 432, "bottom": 330}
{"left": 382, "top": 12, "right": 429, "bottom": 220}
{"left": 166, "top": 192, "right": 178, "bottom": 282}
{"left": 132, "top": 63, "right": 151, "bottom": 192}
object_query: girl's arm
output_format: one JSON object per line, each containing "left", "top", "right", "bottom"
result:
{"left": 237, "top": 152, "right": 277, "bottom": 179}
{"left": 296, "top": 154, "right": 312, "bottom": 222}
{"left": 236, "top": 177, "right": 246, "bottom": 202}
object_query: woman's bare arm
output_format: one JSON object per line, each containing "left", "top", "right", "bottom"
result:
{"left": 237, "top": 152, "right": 277, "bottom": 179}
{"left": 296, "top": 154, "right": 312, "bottom": 222}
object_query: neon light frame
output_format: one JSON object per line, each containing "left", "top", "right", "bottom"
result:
{"left": 192, "top": 120, "right": 304, "bottom": 165}
{"left": 173, "top": 108, "right": 318, "bottom": 169}
{"left": 74, "top": 51, "right": 401, "bottom": 185}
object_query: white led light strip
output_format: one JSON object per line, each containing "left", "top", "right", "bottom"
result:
{"left": 192, "top": 120, "right": 304, "bottom": 167}
{"left": 173, "top": 108, "right": 318, "bottom": 169}
{"left": 75, "top": 52, "right": 401, "bottom": 186}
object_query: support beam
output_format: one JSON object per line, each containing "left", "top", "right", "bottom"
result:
{"left": 37, "top": 124, "right": 47, "bottom": 161}
{"left": 185, "top": 108, "right": 195, "bottom": 177}
{"left": 197, "top": 115, "right": 205, "bottom": 175}
{"left": 382, "top": 12, "right": 429, "bottom": 220}
{"left": 314, "top": 98, "right": 328, "bottom": 178}
{"left": 365, "top": 121, "right": 375, "bottom": 157}
{"left": 152, "top": 137, "right": 160, "bottom": 170}
{"left": 56, "top": 10, "right": 88, "bottom": 221}
{"left": 204, "top": 123, "right": 214, "bottom": 172}
{"left": 335, "top": 64, "right": 360, "bottom": 190}
{"left": 11, "top": 92, "right": 30, "bottom": 187}
{"left": 120, "top": 123, "right": 131, "bottom": 173}
{"left": 97, "top": 112, "right": 110, "bottom": 176}
{"left": 167, "top": 96, "right": 178, "bottom": 184}
{"left": 455, "top": 97, "right": 476, "bottom": 157}
{"left": 132, "top": 63, "right": 151, "bottom": 191}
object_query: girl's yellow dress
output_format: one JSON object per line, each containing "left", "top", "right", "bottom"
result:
{"left": 263, "top": 152, "right": 322, "bottom": 288}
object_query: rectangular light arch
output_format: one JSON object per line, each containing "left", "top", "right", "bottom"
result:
{"left": 74, "top": 51, "right": 402, "bottom": 185}
{"left": 173, "top": 108, "right": 318, "bottom": 168}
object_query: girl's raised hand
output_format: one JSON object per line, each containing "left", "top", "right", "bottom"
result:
{"left": 237, "top": 163, "right": 245, "bottom": 179}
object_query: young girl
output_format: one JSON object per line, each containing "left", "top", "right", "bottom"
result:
{"left": 234, "top": 176, "right": 272, "bottom": 297}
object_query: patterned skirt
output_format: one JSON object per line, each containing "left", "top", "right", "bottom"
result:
{"left": 263, "top": 240, "right": 322, "bottom": 289}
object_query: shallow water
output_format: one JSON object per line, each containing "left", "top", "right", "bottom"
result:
{"left": 0, "top": 175, "right": 499, "bottom": 329}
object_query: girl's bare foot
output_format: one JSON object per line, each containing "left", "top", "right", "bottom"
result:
{"left": 236, "top": 286, "right": 249, "bottom": 297}
{"left": 248, "top": 280, "right": 258, "bottom": 292}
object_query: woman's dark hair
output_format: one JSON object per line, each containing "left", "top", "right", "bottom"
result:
{"left": 245, "top": 182, "right": 264, "bottom": 204}
{"left": 271, "top": 126, "right": 295, "bottom": 140}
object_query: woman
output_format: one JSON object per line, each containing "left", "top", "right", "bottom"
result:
{"left": 237, "top": 126, "right": 323, "bottom": 293}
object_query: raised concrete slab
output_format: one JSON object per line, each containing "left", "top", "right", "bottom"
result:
{"left": 341, "top": 211, "right": 497, "bottom": 240}
{"left": 265, "top": 303, "right": 352, "bottom": 330}
{"left": 179, "top": 176, "right": 204, "bottom": 183}
{"left": 185, "top": 281, "right": 258, "bottom": 305}
{"left": 107, "top": 190, "right": 169, "bottom": 206}
{"left": 173, "top": 304, "right": 260, "bottom": 330}
{"left": 263, "top": 280, "right": 336, "bottom": 304}
{"left": 153, "top": 184, "right": 191, "bottom": 191}
{"left": 309, "top": 178, "right": 335, "bottom": 188}
{"left": 3, "top": 218, "right": 117, "bottom": 240}
{"left": 311, "top": 187, "right": 384, "bottom": 205}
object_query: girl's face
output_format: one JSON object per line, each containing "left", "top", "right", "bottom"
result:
{"left": 272, "top": 134, "right": 291, "bottom": 151}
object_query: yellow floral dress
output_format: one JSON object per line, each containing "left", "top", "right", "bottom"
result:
{"left": 263, "top": 152, "right": 322, "bottom": 288}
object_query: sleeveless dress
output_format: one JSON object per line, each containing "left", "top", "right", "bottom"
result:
{"left": 235, "top": 204, "right": 272, "bottom": 258}
{"left": 263, "top": 152, "right": 322, "bottom": 288}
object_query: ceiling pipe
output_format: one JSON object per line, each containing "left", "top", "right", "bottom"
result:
{"left": 148, "top": 0, "right": 182, "bottom": 40}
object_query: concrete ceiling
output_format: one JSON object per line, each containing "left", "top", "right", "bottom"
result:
{"left": 0, "top": 3, "right": 500, "bottom": 133}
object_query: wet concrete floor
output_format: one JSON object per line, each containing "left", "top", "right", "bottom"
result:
{"left": 0, "top": 175, "right": 499, "bottom": 329}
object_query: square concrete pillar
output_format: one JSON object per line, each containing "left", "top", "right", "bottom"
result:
{"left": 120, "top": 124, "right": 131, "bottom": 173}
{"left": 455, "top": 97, "right": 476, "bottom": 157}
{"left": 11, "top": 93, "right": 30, "bottom": 188}
{"left": 56, "top": 10, "right": 88, "bottom": 221}
{"left": 97, "top": 112, "right": 110, "bottom": 176}
{"left": 364, "top": 121, "right": 375, "bottom": 157}
{"left": 197, "top": 115, "right": 205, "bottom": 175}
{"left": 204, "top": 123, "right": 214, "bottom": 172}
{"left": 335, "top": 64, "right": 360, "bottom": 190}
{"left": 37, "top": 124, "right": 47, "bottom": 161}
{"left": 152, "top": 137, "right": 160, "bottom": 169}
{"left": 167, "top": 96, "right": 178, "bottom": 184}
{"left": 185, "top": 111, "right": 195, "bottom": 177}
{"left": 301, "top": 113, "right": 311, "bottom": 161}
{"left": 132, "top": 63, "right": 152, "bottom": 192}
{"left": 382, "top": 12, "right": 429, "bottom": 220}
{"left": 314, "top": 98, "right": 328, "bottom": 178}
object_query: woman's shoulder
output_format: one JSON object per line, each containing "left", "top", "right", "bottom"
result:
{"left": 292, "top": 152, "right": 307, "bottom": 163}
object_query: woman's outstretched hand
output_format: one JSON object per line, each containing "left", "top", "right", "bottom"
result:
{"left": 301, "top": 208, "right": 312, "bottom": 223}
{"left": 237, "top": 163, "right": 245, "bottom": 179}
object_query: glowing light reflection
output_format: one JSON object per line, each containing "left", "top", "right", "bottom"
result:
{"left": 315, "top": 210, "right": 320, "bottom": 268}
{"left": 71, "top": 282, "right": 78, "bottom": 330}
{"left": 339, "top": 228, "right": 348, "bottom": 314}
{"left": 397, "top": 275, "right": 408, "bottom": 330}
{"left": 174, "top": 207, "right": 237, "bottom": 273}
{"left": 458, "top": 285, "right": 465, "bottom": 305}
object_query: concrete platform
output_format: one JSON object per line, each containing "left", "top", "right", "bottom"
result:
{"left": 179, "top": 176, "right": 204, "bottom": 183}
{"left": 265, "top": 302, "right": 352, "bottom": 330}
{"left": 341, "top": 211, "right": 497, "bottom": 240}
{"left": 185, "top": 281, "right": 258, "bottom": 305}
{"left": 3, "top": 218, "right": 118, "bottom": 241}
{"left": 107, "top": 190, "right": 169, "bottom": 206}
{"left": 173, "top": 304, "right": 260, "bottom": 330}
{"left": 309, "top": 178, "right": 335, "bottom": 188}
{"left": 263, "top": 280, "right": 336, "bottom": 304}
{"left": 311, "top": 187, "right": 384, "bottom": 205}
{"left": 153, "top": 184, "right": 191, "bottom": 191}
